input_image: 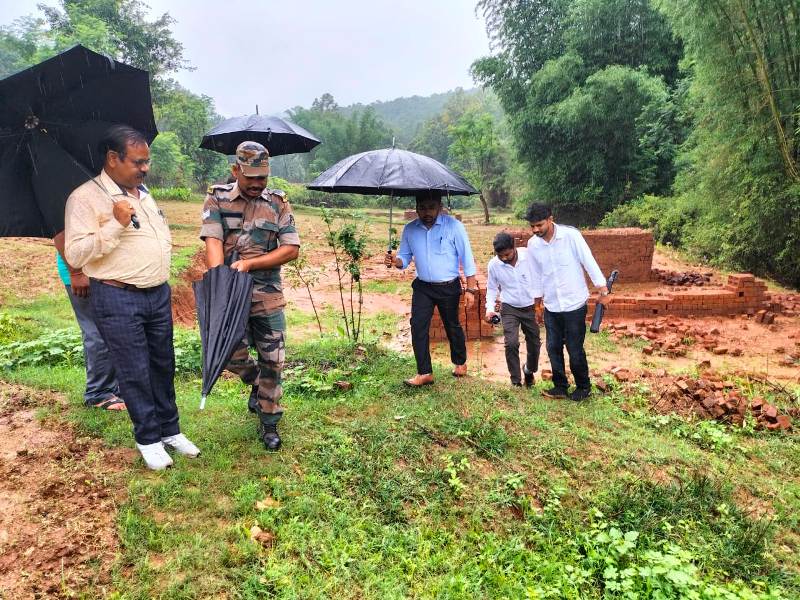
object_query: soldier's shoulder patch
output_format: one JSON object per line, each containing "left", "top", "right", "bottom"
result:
{"left": 269, "top": 189, "right": 287, "bottom": 201}
{"left": 207, "top": 182, "right": 235, "bottom": 201}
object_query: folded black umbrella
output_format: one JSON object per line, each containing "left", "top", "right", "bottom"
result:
{"left": 0, "top": 44, "right": 157, "bottom": 238}
{"left": 193, "top": 264, "right": 253, "bottom": 409}
{"left": 200, "top": 114, "right": 320, "bottom": 157}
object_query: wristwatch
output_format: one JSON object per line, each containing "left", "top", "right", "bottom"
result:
{"left": 465, "top": 288, "right": 478, "bottom": 295}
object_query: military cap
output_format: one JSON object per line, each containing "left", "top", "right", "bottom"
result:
{"left": 235, "top": 141, "right": 270, "bottom": 177}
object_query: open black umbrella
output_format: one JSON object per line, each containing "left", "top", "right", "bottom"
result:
{"left": 193, "top": 264, "right": 253, "bottom": 409}
{"left": 200, "top": 114, "right": 321, "bottom": 157}
{"left": 0, "top": 44, "right": 158, "bottom": 238}
{"left": 307, "top": 147, "right": 479, "bottom": 252}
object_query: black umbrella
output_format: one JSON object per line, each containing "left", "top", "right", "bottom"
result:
{"left": 307, "top": 147, "right": 478, "bottom": 196}
{"left": 200, "top": 114, "right": 321, "bottom": 157}
{"left": 193, "top": 264, "right": 253, "bottom": 409}
{"left": 307, "top": 147, "right": 479, "bottom": 252}
{"left": 0, "top": 44, "right": 158, "bottom": 238}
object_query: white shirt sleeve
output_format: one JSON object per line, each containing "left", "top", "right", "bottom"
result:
{"left": 526, "top": 242, "right": 544, "bottom": 299}
{"left": 485, "top": 260, "right": 499, "bottom": 315}
{"left": 574, "top": 232, "right": 606, "bottom": 287}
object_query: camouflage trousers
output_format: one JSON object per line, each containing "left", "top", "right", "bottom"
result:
{"left": 226, "top": 310, "right": 286, "bottom": 425}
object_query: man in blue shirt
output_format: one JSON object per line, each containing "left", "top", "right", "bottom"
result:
{"left": 385, "top": 192, "right": 478, "bottom": 386}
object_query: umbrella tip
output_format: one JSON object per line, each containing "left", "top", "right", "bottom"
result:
{"left": 391, "top": 136, "right": 396, "bottom": 149}
{"left": 200, "top": 395, "right": 207, "bottom": 410}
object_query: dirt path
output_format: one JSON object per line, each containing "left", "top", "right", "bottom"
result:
{"left": 0, "top": 383, "right": 130, "bottom": 599}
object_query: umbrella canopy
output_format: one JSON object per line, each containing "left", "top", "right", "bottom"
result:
{"left": 306, "top": 148, "right": 479, "bottom": 196}
{"left": 200, "top": 114, "right": 321, "bottom": 157}
{"left": 193, "top": 265, "right": 253, "bottom": 409}
{"left": 0, "top": 44, "right": 158, "bottom": 238}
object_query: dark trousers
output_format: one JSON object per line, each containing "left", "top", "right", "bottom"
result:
{"left": 544, "top": 304, "right": 590, "bottom": 391}
{"left": 410, "top": 278, "right": 466, "bottom": 375}
{"left": 64, "top": 284, "right": 119, "bottom": 405}
{"left": 90, "top": 280, "right": 180, "bottom": 444}
{"left": 500, "top": 303, "right": 541, "bottom": 385}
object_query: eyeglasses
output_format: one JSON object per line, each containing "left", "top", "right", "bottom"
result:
{"left": 111, "top": 151, "right": 150, "bottom": 167}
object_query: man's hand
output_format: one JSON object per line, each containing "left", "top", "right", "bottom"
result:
{"left": 596, "top": 285, "right": 610, "bottom": 305}
{"left": 113, "top": 200, "right": 136, "bottom": 227}
{"left": 71, "top": 271, "right": 90, "bottom": 298}
{"left": 464, "top": 291, "right": 475, "bottom": 310}
{"left": 384, "top": 251, "right": 399, "bottom": 268}
{"left": 485, "top": 311, "right": 498, "bottom": 324}
{"left": 230, "top": 259, "right": 251, "bottom": 273}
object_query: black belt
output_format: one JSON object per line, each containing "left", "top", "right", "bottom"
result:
{"left": 423, "top": 277, "right": 459, "bottom": 286}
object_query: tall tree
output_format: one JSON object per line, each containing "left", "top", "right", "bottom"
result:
{"left": 449, "top": 109, "right": 510, "bottom": 223}
{"left": 655, "top": 0, "right": 800, "bottom": 285}
{"left": 473, "top": 0, "right": 683, "bottom": 223}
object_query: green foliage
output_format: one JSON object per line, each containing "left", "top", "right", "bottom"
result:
{"left": 288, "top": 94, "right": 394, "bottom": 178}
{"left": 601, "top": 194, "right": 699, "bottom": 246}
{"left": 322, "top": 209, "right": 369, "bottom": 342}
{"left": 148, "top": 186, "right": 195, "bottom": 202}
{"left": 473, "top": 0, "right": 684, "bottom": 223}
{"left": 652, "top": 0, "right": 800, "bottom": 286}
{"left": 148, "top": 132, "right": 193, "bottom": 188}
{"left": 172, "top": 327, "right": 202, "bottom": 375}
{"left": 0, "top": 327, "right": 84, "bottom": 369}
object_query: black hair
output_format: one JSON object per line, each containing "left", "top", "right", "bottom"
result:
{"left": 98, "top": 124, "right": 147, "bottom": 161}
{"left": 415, "top": 191, "right": 443, "bottom": 204}
{"left": 493, "top": 232, "right": 515, "bottom": 253}
{"left": 524, "top": 203, "right": 552, "bottom": 223}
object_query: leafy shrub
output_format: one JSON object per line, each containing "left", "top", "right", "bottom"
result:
{"left": 0, "top": 312, "right": 36, "bottom": 345}
{"left": 149, "top": 186, "right": 196, "bottom": 202}
{"left": 0, "top": 328, "right": 84, "bottom": 369}
{"left": 600, "top": 194, "right": 700, "bottom": 246}
{"left": 173, "top": 328, "right": 202, "bottom": 375}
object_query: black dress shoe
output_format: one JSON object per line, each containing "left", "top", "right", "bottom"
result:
{"left": 258, "top": 423, "right": 282, "bottom": 451}
{"left": 248, "top": 385, "right": 259, "bottom": 414}
{"left": 569, "top": 388, "right": 592, "bottom": 402}
{"left": 542, "top": 386, "right": 568, "bottom": 399}
{"left": 523, "top": 366, "right": 535, "bottom": 388}
{"left": 511, "top": 382, "right": 522, "bottom": 387}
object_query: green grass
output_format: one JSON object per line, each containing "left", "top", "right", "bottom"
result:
{"left": 362, "top": 279, "right": 406, "bottom": 295}
{"left": 3, "top": 307, "right": 800, "bottom": 598}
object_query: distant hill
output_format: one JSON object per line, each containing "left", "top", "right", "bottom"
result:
{"left": 338, "top": 88, "right": 481, "bottom": 144}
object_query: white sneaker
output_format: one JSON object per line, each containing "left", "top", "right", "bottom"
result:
{"left": 137, "top": 442, "right": 173, "bottom": 470}
{"left": 161, "top": 433, "right": 201, "bottom": 458}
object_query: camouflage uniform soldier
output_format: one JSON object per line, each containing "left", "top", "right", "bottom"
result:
{"left": 200, "top": 141, "right": 300, "bottom": 450}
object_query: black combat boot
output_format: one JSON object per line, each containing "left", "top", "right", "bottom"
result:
{"left": 258, "top": 422, "right": 282, "bottom": 451}
{"left": 248, "top": 385, "right": 259, "bottom": 414}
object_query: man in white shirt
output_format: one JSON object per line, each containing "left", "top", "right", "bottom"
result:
{"left": 485, "top": 232, "right": 541, "bottom": 387}
{"left": 525, "top": 204, "right": 608, "bottom": 401}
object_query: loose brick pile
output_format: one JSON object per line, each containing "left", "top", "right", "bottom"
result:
{"left": 606, "top": 317, "right": 745, "bottom": 357}
{"left": 590, "top": 274, "right": 769, "bottom": 318}
{"left": 652, "top": 269, "right": 713, "bottom": 287}
{"left": 648, "top": 372, "right": 792, "bottom": 431}
{"left": 767, "top": 293, "right": 800, "bottom": 317}
{"left": 502, "top": 227, "right": 655, "bottom": 283}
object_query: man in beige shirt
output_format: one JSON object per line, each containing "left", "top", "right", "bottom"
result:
{"left": 65, "top": 124, "right": 199, "bottom": 470}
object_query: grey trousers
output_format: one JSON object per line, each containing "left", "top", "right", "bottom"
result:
{"left": 500, "top": 303, "right": 541, "bottom": 385}
{"left": 65, "top": 284, "right": 120, "bottom": 405}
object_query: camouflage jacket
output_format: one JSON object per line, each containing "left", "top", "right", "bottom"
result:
{"left": 200, "top": 182, "right": 301, "bottom": 313}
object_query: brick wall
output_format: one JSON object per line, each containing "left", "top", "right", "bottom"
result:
{"left": 502, "top": 227, "right": 654, "bottom": 283}
{"left": 589, "top": 274, "right": 769, "bottom": 318}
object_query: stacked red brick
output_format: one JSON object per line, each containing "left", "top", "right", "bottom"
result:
{"left": 429, "top": 287, "right": 494, "bottom": 341}
{"left": 502, "top": 227, "right": 654, "bottom": 283}
{"left": 594, "top": 274, "right": 769, "bottom": 318}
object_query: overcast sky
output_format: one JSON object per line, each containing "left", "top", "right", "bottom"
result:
{"left": 0, "top": 0, "right": 491, "bottom": 117}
